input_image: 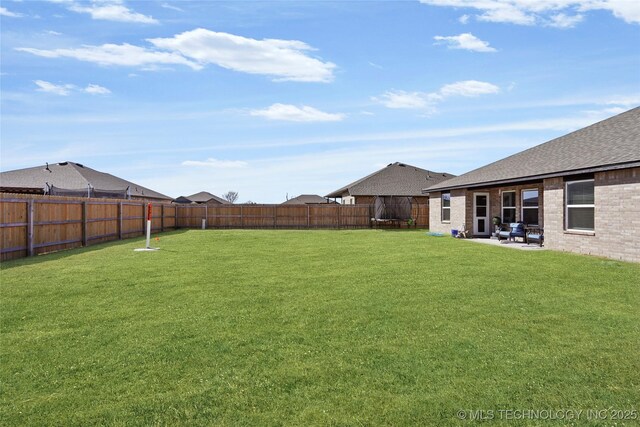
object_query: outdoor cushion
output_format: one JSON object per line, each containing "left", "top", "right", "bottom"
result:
{"left": 498, "top": 222, "right": 525, "bottom": 242}
{"left": 509, "top": 223, "right": 525, "bottom": 238}
{"left": 526, "top": 227, "right": 544, "bottom": 246}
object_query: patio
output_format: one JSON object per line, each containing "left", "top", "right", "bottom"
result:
{"left": 464, "top": 237, "right": 547, "bottom": 251}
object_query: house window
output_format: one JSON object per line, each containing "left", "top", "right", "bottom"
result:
{"left": 521, "top": 189, "right": 539, "bottom": 225}
{"left": 566, "top": 179, "right": 594, "bottom": 231}
{"left": 502, "top": 191, "right": 516, "bottom": 224}
{"left": 441, "top": 192, "right": 451, "bottom": 222}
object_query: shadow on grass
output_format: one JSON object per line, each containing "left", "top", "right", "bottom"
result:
{"left": 0, "top": 229, "right": 190, "bottom": 270}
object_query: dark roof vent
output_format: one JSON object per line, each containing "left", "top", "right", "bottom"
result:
{"left": 398, "top": 163, "right": 406, "bottom": 167}
{"left": 58, "top": 162, "right": 68, "bottom": 166}
{"left": 76, "top": 163, "right": 84, "bottom": 168}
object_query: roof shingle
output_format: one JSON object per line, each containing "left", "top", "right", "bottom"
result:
{"left": 183, "top": 191, "right": 229, "bottom": 204}
{"left": 426, "top": 107, "right": 640, "bottom": 191}
{"left": 281, "top": 194, "right": 336, "bottom": 204}
{"left": 326, "top": 162, "right": 454, "bottom": 198}
{"left": 0, "top": 161, "right": 172, "bottom": 200}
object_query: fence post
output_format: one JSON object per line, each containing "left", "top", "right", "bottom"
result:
{"left": 273, "top": 205, "right": 277, "bottom": 229}
{"left": 240, "top": 205, "right": 244, "bottom": 229}
{"left": 205, "top": 205, "right": 208, "bottom": 229}
{"left": 82, "top": 201, "right": 88, "bottom": 247}
{"left": 27, "top": 199, "right": 34, "bottom": 257}
{"left": 338, "top": 205, "right": 341, "bottom": 229}
{"left": 307, "top": 205, "right": 310, "bottom": 229}
{"left": 370, "top": 204, "right": 374, "bottom": 228}
{"left": 161, "top": 204, "right": 165, "bottom": 232}
{"left": 118, "top": 202, "right": 123, "bottom": 240}
{"left": 175, "top": 205, "right": 179, "bottom": 229}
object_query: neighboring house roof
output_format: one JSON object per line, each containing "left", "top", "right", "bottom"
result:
{"left": 172, "top": 196, "right": 194, "bottom": 204}
{"left": 426, "top": 107, "right": 640, "bottom": 192}
{"left": 326, "top": 162, "right": 455, "bottom": 198}
{"left": 184, "top": 191, "right": 229, "bottom": 204}
{"left": 0, "top": 161, "right": 172, "bottom": 200}
{"left": 281, "top": 194, "right": 337, "bottom": 205}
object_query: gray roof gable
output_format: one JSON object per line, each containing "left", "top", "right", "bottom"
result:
{"left": 326, "top": 162, "right": 455, "bottom": 198}
{"left": 426, "top": 107, "right": 640, "bottom": 191}
{"left": 0, "top": 161, "right": 172, "bottom": 200}
{"left": 281, "top": 194, "right": 336, "bottom": 204}
{"left": 185, "top": 191, "right": 229, "bottom": 204}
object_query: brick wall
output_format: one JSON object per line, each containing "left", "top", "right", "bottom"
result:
{"left": 428, "top": 189, "right": 467, "bottom": 235}
{"left": 544, "top": 167, "right": 640, "bottom": 263}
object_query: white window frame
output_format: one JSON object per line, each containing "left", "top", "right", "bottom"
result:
{"left": 565, "top": 179, "right": 595, "bottom": 232}
{"left": 441, "top": 192, "right": 451, "bottom": 223}
{"left": 521, "top": 188, "right": 539, "bottom": 226}
{"left": 501, "top": 190, "right": 516, "bottom": 224}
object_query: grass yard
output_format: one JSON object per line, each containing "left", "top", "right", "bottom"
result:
{"left": 1, "top": 229, "right": 639, "bottom": 426}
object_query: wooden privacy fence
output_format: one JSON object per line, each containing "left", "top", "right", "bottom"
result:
{"left": 1, "top": 194, "right": 429, "bottom": 261}
{"left": 1, "top": 194, "right": 176, "bottom": 261}
{"left": 176, "top": 204, "right": 374, "bottom": 229}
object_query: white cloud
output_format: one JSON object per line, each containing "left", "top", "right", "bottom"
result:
{"left": 439, "top": 80, "right": 500, "bottom": 97}
{"left": 372, "top": 90, "right": 436, "bottom": 109}
{"left": 434, "top": 33, "right": 497, "bottom": 52}
{"left": 161, "top": 2, "right": 183, "bottom": 12}
{"left": 17, "top": 28, "right": 335, "bottom": 82}
{"left": 250, "top": 104, "right": 345, "bottom": 122}
{"left": 419, "top": 0, "right": 640, "bottom": 26}
{"left": 34, "top": 80, "right": 111, "bottom": 96}
{"left": 34, "top": 80, "right": 74, "bottom": 96}
{"left": 46, "top": 30, "right": 63, "bottom": 36}
{"left": 374, "top": 80, "right": 500, "bottom": 110}
{"left": 0, "top": 6, "right": 24, "bottom": 17}
{"left": 547, "top": 13, "right": 584, "bottom": 28}
{"left": 148, "top": 28, "right": 336, "bottom": 82}
{"left": 459, "top": 14, "right": 470, "bottom": 23}
{"left": 477, "top": 4, "right": 536, "bottom": 25}
{"left": 17, "top": 43, "right": 202, "bottom": 70}
{"left": 84, "top": 84, "right": 111, "bottom": 95}
{"left": 591, "top": 0, "right": 640, "bottom": 24}
{"left": 53, "top": 0, "right": 158, "bottom": 24}
{"left": 181, "top": 158, "right": 248, "bottom": 168}
{"left": 605, "top": 95, "right": 640, "bottom": 106}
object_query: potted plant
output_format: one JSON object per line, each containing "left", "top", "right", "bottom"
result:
{"left": 492, "top": 216, "right": 502, "bottom": 237}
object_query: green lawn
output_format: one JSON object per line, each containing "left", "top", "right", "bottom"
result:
{"left": 1, "top": 230, "right": 639, "bottom": 426}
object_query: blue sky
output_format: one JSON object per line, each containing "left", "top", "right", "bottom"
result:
{"left": 1, "top": 0, "right": 639, "bottom": 202}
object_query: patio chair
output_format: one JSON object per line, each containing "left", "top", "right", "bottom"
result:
{"left": 498, "top": 222, "right": 526, "bottom": 243}
{"left": 526, "top": 226, "right": 544, "bottom": 247}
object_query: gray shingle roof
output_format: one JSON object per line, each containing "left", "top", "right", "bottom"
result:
{"left": 325, "top": 162, "right": 455, "bottom": 198}
{"left": 184, "top": 191, "right": 229, "bottom": 204}
{"left": 426, "top": 107, "right": 640, "bottom": 192}
{"left": 281, "top": 194, "right": 336, "bottom": 205}
{"left": 0, "top": 161, "right": 172, "bottom": 200}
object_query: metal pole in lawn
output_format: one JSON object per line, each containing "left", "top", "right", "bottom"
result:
{"left": 135, "top": 203, "right": 159, "bottom": 252}
{"left": 145, "top": 203, "right": 152, "bottom": 248}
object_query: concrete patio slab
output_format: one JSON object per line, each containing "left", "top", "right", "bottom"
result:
{"left": 461, "top": 237, "right": 547, "bottom": 251}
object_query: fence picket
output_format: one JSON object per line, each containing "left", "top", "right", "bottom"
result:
{"left": 2, "top": 193, "right": 428, "bottom": 260}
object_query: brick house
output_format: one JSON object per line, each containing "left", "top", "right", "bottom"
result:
{"left": 424, "top": 107, "right": 640, "bottom": 263}
{"left": 326, "top": 162, "right": 454, "bottom": 227}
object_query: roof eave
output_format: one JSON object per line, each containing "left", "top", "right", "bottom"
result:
{"left": 423, "top": 161, "right": 640, "bottom": 193}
